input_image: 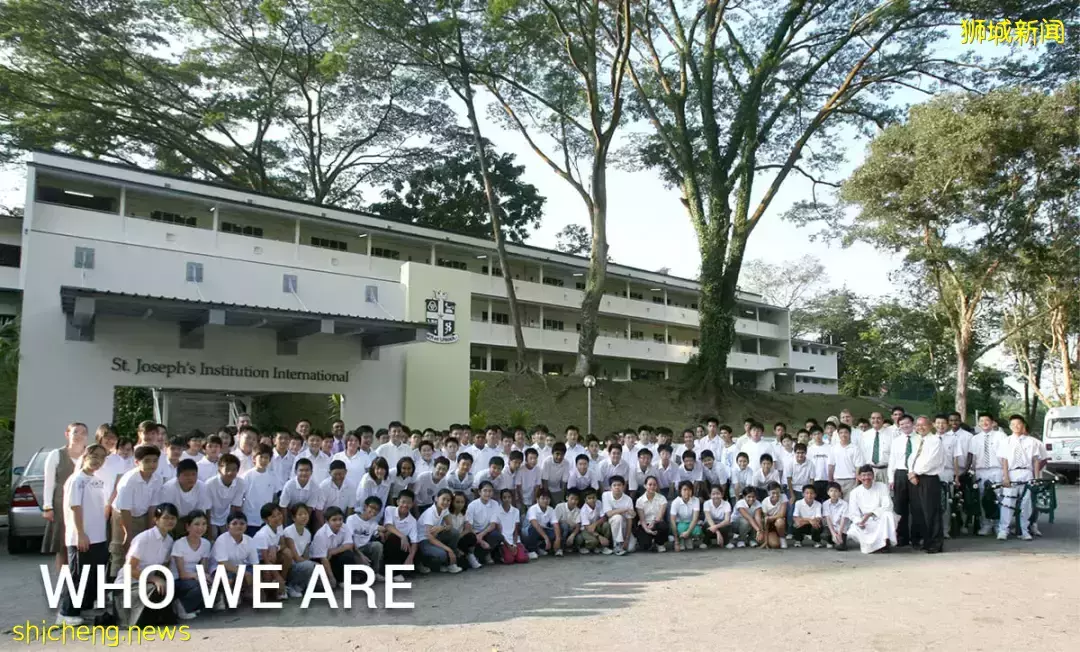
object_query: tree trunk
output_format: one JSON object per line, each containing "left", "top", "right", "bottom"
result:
{"left": 453, "top": 24, "right": 528, "bottom": 372}
{"left": 1028, "top": 345, "right": 1046, "bottom": 424}
{"left": 573, "top": 156, "right": 610, "bottom": 377}
{"left": 695, "top": 226, "right": 743, "bottom": 403}
{"left": 954, "top": 326, "right": 972, "bottom": 420}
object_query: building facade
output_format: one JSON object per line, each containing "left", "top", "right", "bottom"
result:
{"left": 4, "top": 152, "right": 840, "bottom": 463}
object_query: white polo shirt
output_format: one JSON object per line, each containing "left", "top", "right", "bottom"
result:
{"left": 309, "top": 523, "right": 351, "bottom": 559}
{"left": 579, "top": 502, "right": 603, "bottom": 527}
{"left": 465, "top": 498, "right": 499, "bottom": 533}
{"left": 196, "top": 457, "right": 221, "bottom": 483}
{"left": 95, "top": 454, "right": 131, "bottom": 504}
{"left": 65, "top": 471, "right": 108, "bottom": 546}
{"left": 204, "top": 475, "right": 246, "bottom": 527}
{"left": 331, "top": 449, "right": 374, "bottom": 485}
{"left": 283, "top": 524, "right": 312, "bottom": 557}
{"left": 239, "top": 468, "right": 277, "bottom": 526}
{"left": 418, "top": 505, "right": 450, "bottom": 538}
{"left": 517, "top": 464, "right": 543, "bottom": 506}
{"left": 635, "top": 493, "right": 667, "bottom": 524}
{"left": 704, "top": 499, "right": 732, "bottom": 523}
{"left": 732, "top": 498, "right": 761, "bottom": 523}
{"left": 525, "top": 504, "right": 556, "bottom": 529}
{"left": 345, "top": 514, "right": 379, "bottom": 548}
{"left": 318, "top": 477, "right": 356, "bottom": 513}
{"left": 540, "top": 457, "right": 569, "bottom": 492}
{"left": 157, "top": 479, "right": 212, "bottom": 517}
{"left": 112, "top": 468, "right": 162, "bottom": 518}
{"left": 794, "top": 498, "right": 823, "bottom": 519}
{"left": 357, "top": 475, "right": 391, "bottom": 513}
{"left": 494, "top": 505, "right": 521, "bottom": 539}
{"left": 829, "top": 443, "right": 865, "bottom": 480}
{"left": 127, "top": 527, "right": 173, "bottom": 570}
{"left": 212, "top": 532, "right": 259, "bottom": 568}
{"left": 251, "top": 523, "right": 283, "bottom": 552}
{"left": 669, "top": 496, "right": 699, "bottom": 523}
{"left": 279, "top": 477, "right": 320, "bottom": 510}
{"left": 170, "top": 536, "right": 210, "bottom": 578}
{"left": 411, "top": 472, "right": 449, "bottom": 506}
{"left": 383, "top": 506, "right": 421, "bottom": 544}
{"left": 374, "top": 442, "right": 412, "bottom": 469}
{"left": 297, "top": 450, "right": 332, "bottom": 484}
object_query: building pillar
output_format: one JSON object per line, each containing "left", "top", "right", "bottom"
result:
{"left": 663, "top": 289, "right": 668, "bottom": 306}
{"left": 539, "top": 304, "right": 544, "bottom": 329}
{"left": 626, "top": 360, "right": 632, "bottom": 381}
{"left": 625, "top": 280, "right": 631, "bottom": 298}
{"left": 430, "top": 243, "right": 436, "bottom": 266}
{"left": 539, "top": 263, "right": 544, "bottom": 285}
{"left": 538, "top": 351, "right": 544, "bottom": 374}
{"left": 626, "top": 319, "right": 631, "bottom": 339}
{"left": 664, "top": 324, "right": 669, "bottom": 344}
{"left": 729, "top": 369, "right": 734, "bottom": 384}
{"left": 294, "top": 219, "right": 301, "bottom": 259}
{"left": 486, "top": 346, "right": 492, "bottom": 372}
{"left": 664, "top": 364, "right": 670, "bottom": 380}
{"left": 487, "top": 298, "right": 493, "bottom": 323}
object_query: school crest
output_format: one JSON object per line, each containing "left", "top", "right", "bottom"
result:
{"left": 425, "top": 291, "right": 458, "bottom": 344}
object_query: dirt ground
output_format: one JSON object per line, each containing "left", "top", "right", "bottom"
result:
{"left": 2, "top": 488, "right": 1078, "bottom": 651}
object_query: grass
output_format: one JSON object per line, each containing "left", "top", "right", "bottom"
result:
{"left": 471, "top": 371, "right": 938, "bottom": 433}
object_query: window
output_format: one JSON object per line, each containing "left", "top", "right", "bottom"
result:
{"left": 282, "top": 274, "right": 298, "bottom": 293}
{"left": 543, "top": 363, "right": 564, "bottom": 375}
{"left": 150, "top": 210, "right": 197, "bottom": 227}
{"left": 575, "top": 323, "right": 581, "bottom": 332}
{"left": 470, "top": 356, "right": 487, "bottom": 370}
{"left": 311, "top": 236, "right": 348, "bottom": 252}
{"left": 490, "top": 358, "right": 508, "bottom": 372}
{"left": 491, "top": 312, "right": 509, "bottom": 325}
{"left": 739, "top": 305, "right": 756, "bottom": 319}
{"left": 480, "top": 265, "right": 503, "bottom": 276}
{"left": 365, "top": 285, "right": 379, "bottom": 303}
{"left": 690, "top": 302, "right": 698, "bottom": 310}
{"left": 74, "top": 246, "right": 95, "bottom": 270}
{"left": 437, "top": 258, "right": 468, "bottom": 271}
{"left": 575, "top": 282, "right": 586, "bottom": 290}
{"left": 740, "top": 339, "right": 758, "bottom": 354}
{"left": 37, "top": 186, "right": 116, "bottom": 212}
{"left": 630, "top": 330, "right": 644, "bottom": 341}
{"left": 371, "top": 247, "right": 400, "bottom": 260}
{"left": 542, "top": 277, "right": 564, "bottom": 287}
{"left": 631, "top": 368, "right": 664, "bottom": 381}
{"left": 653, "top": 333, "right": 665, "bottom": 343}
{"left": 185, "top": 262, "right": 203, "bottom": 283}
{"left": 652, "top": 296, "right": 665, "bottom": 304}
{"left": 0, "top": 244, "right": 20, "bottom": 268}
{"left": 221, "top": 221, "right": 264, "bottom": 238}
{"left": 692, "top": 339, "right": 699, "bottom": 347}
{"left": 629, "top": 291, "right": 643, "bottom": 301}
{"left": 542, "top": 319, "right": 564, "bottom": 331}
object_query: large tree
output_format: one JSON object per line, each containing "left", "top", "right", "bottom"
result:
{"left": 741, "top": 254, "right": 826, "bottom": 312}
{"left": 0, "top": 0, "right": 446, "bottom": 204}
{"left": 824, "top": 84, "right": 1079, "bottom": 418}
{"left": 623, "top": 0, "right": 1076, "bottom": 402}
{"left": 369, "top": 146, "right": 545, "bottom": 243}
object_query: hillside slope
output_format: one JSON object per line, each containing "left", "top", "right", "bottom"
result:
{"left": 470, "top": 372, "right": 934, "bottom": 433}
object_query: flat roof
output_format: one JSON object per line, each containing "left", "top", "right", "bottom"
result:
{"left": 28, "top": 150, "right": 777, "bottom": 307}
{"left": 791, "top": 338, "right": 844, "bottom": 350}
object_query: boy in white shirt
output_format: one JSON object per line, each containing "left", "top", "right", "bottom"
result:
{"left": 730, "top": 452, "right": 753, "bottom": 502}
{"left": 517, "top": 448, "right": 544, "bottom": 508}
{"left": 540, "top": 444, "right": 570, "bottom": 505}
{"left": 760, "top": 482, "right": 788, "bottom": 549}
{"left": 523, "top": 489, "right": 563, "bottom": 558}
{"left": 554, "top": 490, "right": 583, "bottom": 552}
{"left": 279, "top": 458, "right": 320, "bottom": 522}
{"left": 653, "top": 445, "right": 679, "bottom": 499}
{"left": 204, "top": 453, "right": 245, "bottom": 540}
{"left": 751, "top": 454, "right": 782, "bottom": 500}
{"left": 732, "top": 487, "right": 764, "bottom": 548}
{"left": 269, "top": 431, "right": 295, "bottom": 492}
{"left": 319, "top": 460, "right": 356, "bottom": 523}
{"left": 495, "top": 489, "right": 528, "bottom": 564}
{"left": 821, "top": 482, "right": 849, "bottom": 550}
{"left": 700, "top": 450, "right": 729, "bottom": 496}
{"left": 297, "top": 433, "right": 332, "bottom": 485}
{"left": 792, "top": 485, "right": 824, "bottom": 548}
{"left": 446, "top": 453, "right": 475, "bottom": 494}
{"left": 585, "top": 437, "right": 605, "bottom": 470}
{"left": 346, "top": 497, "right": 394, "bottom": 581}
{"left": 310, "top": 506, "right": 361, "bottom": 587}
{"left": 577, "top": 489, "right": 611, "bottom": 554}
{"left": 157, "top": 459, "right": 212, "bottom": 536}
{"left": 417, "top": 489, "right": 463, "bottom": 573}
{"left": 196, "top": 435, "right": 223, "bottom": 482}
{"left": 676, "top": 451, "right": 705, "bottom": 497}
{"left": 566, "top": 454, "right": 599, "bottom": 492}
{"left": 465, "top": 482, "right": 503, "bottom": 564}
{"left": 807, "top": 428, "right": 831, "bottom": 500}
{"left": 251, "top": 504, "right": 288, "bottom": 602}
{"left": 829, "top": 425, "right": 865, "bottom": 499}
{"left": 600, "top": 477, "right": 635, "bottom": 556}
{"left": 239, "top": 445, "right": 277, "bottom": 536}
{"left": 786, "top": 444, "right": 814, "bottom": 504}
{"left": 58, "top": 444, "right": 108, "bottom": 624}
{"left": 473, "top": 456, "right": 513, "bottom": 497}
{"left": 597, "top": 445, "right": 631, "bottom": 491}
{"left": 412, "top": 457, "right": 452, "bottom": 514}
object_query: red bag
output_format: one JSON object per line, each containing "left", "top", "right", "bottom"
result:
{"left": 501, "top": 542, "right": 528, "bottom": 564}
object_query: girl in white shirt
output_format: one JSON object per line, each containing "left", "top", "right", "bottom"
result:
{"left": 417, "top": 489, "right": 463, "bottom": 573}
{"left": 57, "top": 444, "right": 107, "bottom": 624}
{"left": 126, "top": 503, "right": 178, "bottom": 624}
{"left": 496, "top": 489, "right": 528, "bottom": 564}
{"left": 632, "top": 476, "right": 669, "bottom": 553}
{"left": 704, "top": 485, "right": 734, "bottom": 548}
{"left": 669, "top": 481, "right": 704, "bottom": 551}
{"left": 448, "top": 491, "right": 482, "bottom": 569}
{"left": 170, "top": 510, "right": 211, "bottom": 619}
{"left": 389, "top": 457, "right": 417, "bottom": 505}
{"left": 211, "top": 511, "right": 258, "bottom": 603}
{"left": 357, "top": 458, "right": 391, "bottom": 519}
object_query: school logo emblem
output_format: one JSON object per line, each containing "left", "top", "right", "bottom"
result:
{"left": 425, "top": 291, "right": 458, "bottom": 344}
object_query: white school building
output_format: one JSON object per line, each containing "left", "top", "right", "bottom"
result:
{"left": 3, "top": 152, "right": 840, "bottom": 464}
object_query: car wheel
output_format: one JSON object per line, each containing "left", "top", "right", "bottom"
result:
{"left": 6, "top": 533, "right": 29, "bottom": 554}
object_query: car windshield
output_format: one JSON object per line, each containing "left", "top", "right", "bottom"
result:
{"left": 23, "top": 449, "right": 48, "bottom": 477}
{"left": 1047, "top": 417, "right": 1080, "bottom": 438}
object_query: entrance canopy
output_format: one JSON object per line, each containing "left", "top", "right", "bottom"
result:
{"left": 60, "top": 286, "right": 428, "bottom": 349}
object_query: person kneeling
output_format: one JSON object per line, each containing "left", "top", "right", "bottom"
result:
{"left": 670, "top": 481, "right": 704, "bottom": 552}
{"left": 845, "top": 465, "right": 897, "bottom": 554}
{"left": 523, "top": 489, "right": 563, "bottom": 559}
{"left": 125, "top": 503, "right": 180, "bottom": 626}
{"left": 418, "top": 489, "right": 464, "bottom": 573}
{"left": 310, "top": 506, "right": 362, "bottom": 587}
{"left": 703, "top": 485, "right": 733, "bottom": 549}
{"left": 792, "top": 485, "right": 824, "bottom": 548}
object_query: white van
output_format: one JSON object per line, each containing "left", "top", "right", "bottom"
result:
{"left": 1043, "top": 406, "right": 1080, "bottom": 482}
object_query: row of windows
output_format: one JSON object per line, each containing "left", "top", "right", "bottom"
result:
{"left": 221, "top": 221, "right": 264, "bottom": 238}
{"left": 311, "top": 236, "right": 348, "bottom": 252}
{"left": 794, "top": 345, "right": 834, "bottom": 355}
{"left": 437, "top": 258, "right": 468, "bottom": 271}
{"left": 797, "top": 376, "right": 836, "bottom": 385}
{"left": 150, "top": 210, "right": 198, "bottom": 227}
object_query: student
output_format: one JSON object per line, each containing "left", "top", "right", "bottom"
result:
{"left": 669, "top": 481, "right": 704, "bottom": 552}
{"left": 331, "top": 431, "right": 370, "bottom": 486}
{"left": 156, "top": 437, "right": 184, "bottom": 484}
{"left": 553, "top": 490, "right": 583, "bottom": 552}
{"left": 504, "top": 451, "right": 524, "bottom": 504}
{"left": 170, "top": 510, "right": 211, "bottom": 620}
{"left": 319, "top": 460, "right": 356, "bottom": 523}
{"left": 281, "top": 504, "right": 318, "bottom": 596}
{"left": 446, "top": 491, "right": 482, "bottom": 570}
{"left": 733, "top": 487, "right": 764, "bottom": 548}
{"left": 239, "top": 445, "right": 276, "bottom": 536}
{"left": 418, "top": 489, "right": 464, "bottom": 573}
{"left": 446, "top": 452, "right": 475, "bottom": 494}
{"left": 699, "top": 450, "right": 728, "bottom": 497}
{"left": 297, "top": 433, "right": 332, "bottom": 485}
{"left": 389, "top": 456, "right": 418, "bottom": 504}
{"left": 57, "top": 443, "right": 108, "bottom": 625}
{"left": 821, "top": 482, "right": 849, "bottom": 550}
{"left": 578, "top": 489, "right": 610, "bottom": 554}
{"left": 523, "top": 489, "right": 562, "bottom": 558}
{"left": 414, "top": 440, "right": 437, "bottom": 477}
{"left": 750, "top": 453, "right": 781, "bottom": 501}
{"left": 807, "top": 428, "right": 831, "bottom": 501}
{"left": 110, "top": 445, "right": 163, "bottom": 576}
{"left": 474, "top": 455, "right": 512, "bottom": 497}
{"left": 412, "top": 457, "right": 452, "bottom": 515}
{"left": 566, "top": 454, "right": 599, "bottom": 493}
{"left": 676, "top": 451, "right": 705, "bottom": 497}
{"left": 465, "top": 481, "right": 503, "bottom": 564}
{"left": 495, "top": 488, "right": 528, "bottom": 564}
{"left": 540, "top": 443, "right": 570, "bottom": 505}
{"left": 375, "top": 421, "right": 412, "bottom": 469}
{"left": 600, "top": 476, "right": 634, "bottom": 556}
{"left": 181, "top": 431, "right": 205, "bottom": 463}
{"left": 196, "top": 436, "right": 224, "bottom": 482}
{"left": 342, "top": 496, "right": 385, "bottom": 580}
{"left": 969, "top": 413, "right": 1007, "bottom": 536}
{"left": 157, "top": 459, "right": 212, "bottom": 537}
{"left": 381, "top": 491, "right": 422, "bottom": 573}
{"left": 760, "top": 482, "right": 788, "bottom": 549}
{"left": 829, "top": 425, "right": 865, "bottom": 499}
{"left": 740, "top": 422, "right": 779, "bottom": 475}
{"left": 729, "top": 452, "right": 753, "bottom": 502}
{"left": 633, "top": 476, "right": 669, "bottom": 553}
{"left": 357, "top": 457, "right": 392, "bottom": 518}
{"left": 996, "top": 414, "right": 1040, "bottom": 541}
{"left": 792, "top": 485, "right": 824, "bottom": 548}
{"left": 203, "top": 453, "right": 245, "bottom": 541}
{"left": 777, "top": 432, "right": 795, "bottom": 477}
{"left": 252, "top": 504, "right": 289, "bottom": 602}
{"left": 564, "top": 426, "right": 587, "bottom": 461}
{"left": 280, "top": 458, "right": 320, "bottom": 517}
{"left": 233, "top": 427, "right": 259, "bottom": 473}
{"left": 125, "top": 503, "right": 180, "bottom": 625}
{"left": 310, "top": 506, "right": 361, "bottom": 587}
{"left": 846, "top": 465, "right": 898, "bottom": 554}
{"left": 653, "top": 444, "right": 678, "bottom": 499}
{"left": 517, "top": 449, "right": 544, "bottom": 509}
{"left": 703, "top": 485, "right": 733, "bottom": 549}
{"left": 786, "top": 444, "right": 813, "bottom": 504}
{"left": 210, "top": 510, "right": 258, "bottom": 605}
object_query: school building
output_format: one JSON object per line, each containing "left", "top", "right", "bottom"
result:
{"left": 3, "top": 152, "right": 840, "bottom": 464}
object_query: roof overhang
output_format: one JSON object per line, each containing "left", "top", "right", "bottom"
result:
{"left": 766, "top": 366, "right": 812, "bottom": 375}
{"left": 59, "top": 286, "right": 428, "bottom": 348}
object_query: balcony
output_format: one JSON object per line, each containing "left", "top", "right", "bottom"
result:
{"left": 727, "top": 351, "right": 782, "bottom": 370}
{"left": 471, "top": 322, "right": 698, "bottom": 364}
{"left": 0, "top": 265, "right": 19, "bottom": 290}
{"left": 735, "top": 317, "right": 786, "bottom": 340}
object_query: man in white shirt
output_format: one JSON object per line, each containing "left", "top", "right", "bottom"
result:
{"left": 948, "top": 412, "right": 975, "bottom": 473}
{"left": 969, "top": 414, "right": 1008, "bottom": 536}
{"left": 996, "top": 414, "right": 1041, "bottom": 541}
{"left": 563, "top": 426, "right": 587, "bottom": 462}
{"left": 934, "top": 414, "right": 963, "bottom": 539}
{"left": 846, "top": 465, "right": 898, "bottom": 554}
{"left": 886, "top": 414, "right": 918, "bottom": 547}
{"left": 297, "top": 433, "right": 332, "bottom": 485}
{"left": 828, "top": 425, "right": 865, "bottom": 498}
{"left": 907, "top": 416, "right": 945, "bottom": 553}
{"left": 374, "top": 421, "right": 411, "bottom": 469}
{"left": 859, "top": 412, "right": 893, "bottom": 484}
{"left": 540, "top": 445, "right": 570, "bottom": 504}
{"left": 696, "top": 417, "right": 725, "bottom": 460}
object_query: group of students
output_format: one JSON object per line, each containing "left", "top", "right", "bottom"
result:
{"left": 43, "top": 408, "right": 1051, "bottom": 625}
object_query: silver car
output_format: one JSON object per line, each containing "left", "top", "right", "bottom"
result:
{"left": 7, "top": 447, "right": 46, "bottom": 553}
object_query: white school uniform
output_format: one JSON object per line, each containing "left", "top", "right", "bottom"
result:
{"left": 628, "top": 464, "right": 660, "bottom": 492}
{"left": 554, "top": 502, "right": 580, "bottom": 533}
{"left": 729, "top": 467, "right": 754, "bottom": 494}
{"left": 65, "top": 471, "right": 108, "bottom": 546}
{"left": 95, "top": 453, "right": 131, "bottom": 504}
{"left": 785, "top": 460, "right": 814, "bottom": 493}
{"left": 283, "top": 524, "right": 312, "bottom": 558}
{"left": 540, "top": 457, "right": 569, "bottom": 493}
{"left": 669, "top": 496, "right": 700, "bottom": 523}
{"left": 794, "top": 499, "right": 823, "bottom": 520}
{"left": 318, "top": 477, "right": 356, "bottom": 513}
{"left": 357, "top": 474, "right": 391, "bottom": 513}
{"left": 465, "top": 498, "right": 499, "bottom": 534}
{"left": 418, "top": 505, "right": 451, "bottom": 538}
{"left": 170, "top": 536, "right": 210, "bottom": 578}
{"left": 517, "top": 464, "right": 544, "bottom": 506}
{"left": 446, "top": 469, "right": 475, "bottom": 494}
{"left": 239, "top": 468, "right": 277, "bottom": 526}
{"left": 383, "top": 506, "right": 422, "bottom": 544}
{"left": 525, "top": 504, "right": 556, "bottom": 530}
{"left": 474, "top": 469, "right": 514, "bottom": 493}
{"left": 196, "top": 457, "right": 221, "bottom": 483}
{"left": 701, "top": 462, "right": 729, "bottom": 488}
{"left": 821, "top": 499, "right": 848, "bottom": 532}
{"left": 180, "top": 451, "right": 204, "bottom": 463}
{"left": 675, "top": 463, "right": 704, "bottom": 486}
{"left": 297, "top": 450, "right": 332, "bottom": 485}
{"left": 251, "top": 523, "right": 284, "bottom": 553}
{"left": 127, "top": 527, "right": 173, "bottom": 569}
{"left": 760, "top": 494, "right": 788, "bottom": 519}
{"left": 411, "top": 472, "right": 449, "bottom": 507}
{"left": 388, "top": 469, "right": 416, "bottom": 498}
{"left": 751, "top": 468, "right": 782, "bottom": 489}
{"left": 309, "top": 523, "right": 352, "bottom": 560}
{"left": 495, "top": 505, "right": 522, "bottom": 541}
{"left": 331, "top": 449, "right": 376, "bottom": 485}
{"left": 938, "top": 432, "right": 962, "bottom": 482}
{"left": 157, "top": 479, "right": 213, "bottom": 517}
{"left": 204, "top": 475, "right": 246, "bottom": 527}
{"left": 579, "top": 502, "right": 603, "bottom": 527}
{"left": 732, "top": 498, "right": 761, "bottom": 523}
{"left": 829, "top": 443, "right": 865, "bottom": 481}
{"left": 345, "top": 514, "right": 379, "bottom": 548}
{"left": 269, "top": 450, "right": 296, "bottom": 491}
{"left": 596, "top": 459, "right": 630, "bottom": 490}
{"left": 704, "top": 499, "right": 732, "bottom": 524}
{"left": 565, "top": 466, "right": 599, "bottom": 492}
{"left": 807, "top": 443, "right": 831, "bottom": 481}
{"left": 279, "top": 477, "right": 320, "bottom": 510}
{"left": 374, "top": 442, "right": 412, "bottom": 469}
{"left": 112, "top": 469, "right": 162, "bottom": 518}
{"left": 564, "top": 443, "right": 587, "bottom": 462}
{"left": 636, "top": 493, "right": 667, "bottom": 525}
{"left": 739, "top": 438, "right": 779, "bottom": 474}
{"left": 652, "top": 461, "right": 679, "bottom": 490}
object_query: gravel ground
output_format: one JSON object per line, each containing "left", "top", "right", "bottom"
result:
{"left": 2, "top": 487, "right": 1077, "bottom": 651}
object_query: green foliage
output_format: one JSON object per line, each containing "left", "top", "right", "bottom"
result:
{"left": 0, "top": 317, "right": 18, "bottom": 505}
{"left": 507, "top": 407, "right": 531, "bottom": 430}
{"left": 468, "top": 379, "right": 488, "bottom": 432}
{"left": 369, "top": 146, "right": 544, "bottom": 243}
{"left": 553, "top": 224, "right": 590, "bottom": 256}
{"left": 111, "top": 387, "right": 153, "bottom": 440}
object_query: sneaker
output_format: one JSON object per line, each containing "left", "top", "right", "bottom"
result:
{"left": 960, "top": 526, "right": 969, "bottom": 535}
{"left": 785, "top": 533, "right": 793, "bottom": 540}
{"left": 416, "top": 564, "right": 432, "bottom": 575}
{"left": 446, "top": 564, "right": 463, "bottom": 573}
{"left": 56, "top": 614, "right": 83, "bottom": 626}
{"left": 174, "top": 601, "right": 197, "bottom": 621}
{"left": 614, "top": 548, "right": 627, "bottom": 556}
{"left": 392, "top": 574, "right": 405, "bottom": 583}
{"left": 554, "top": 549, "right": 564, "bottom": 557}
{"left": 725, "top": 543, "right": 734, "bottom": 549}
{"left": 466, "top": 553, "right": 482, "bottom": 569}
{"left": 793, "top": 540, "right": 802, "bottom": 548}
{"left": 977, "top": 522, "right": 994, "bottom": 536}
{"left": 580, "top": 548, "right": 591, "bottom": 555}
{"left": 736, "top": 541, "right": 746, "bottom": 548}
{"left": 997, "top": 532, "right": 1008, "bottom": 541}
{"left": 825, "top": 543, "right": 834, "bottom": 549}
{"left": 536, "top": 548, "right": 548, "bottom": 556}
{"left": 698, "top": 543, "right": 708, "bottom": 550}
{"left": 1032, "top": 523, "right": 1043, "bottom": 537}
{"left": 780, "top": 539, "right": 788, "bottom": 549}
{"left": 276, "top": 591, "right": 288, "bottom": 601}
{"left": 656, "top": 544, "right": 666, "bottom": 552}
{"left": 213, "top": 595, "right": 228, "bottom": 612}
{"left": 814, "top": 542, "right": 823, "bottom": 548}
{"left": 286, "top": 586, "right": 304, "bottom": 599}
{"left": 374, "top": 573, "right": 386, "bottom": 582}
{"left": 527, "top": 551, "right": 539, "bottom": 560}
{"left": 944, "top": 532, "right": 951, "bottom": 539}
{"left": 1021, "top": 533, "right": 1033, "bottom": 541}
{"left": 749, "top": 540, "right": 758, "bottom": 548}
{"left": 600, "top": 547, "right": 614, "bottom": 555}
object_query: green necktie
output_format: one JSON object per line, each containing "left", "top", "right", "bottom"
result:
{"left": 872, "top": 431, "right": 880, "bottom": 465}
{"left": 905, "top": 435, "right": 912, "bottom": 459}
